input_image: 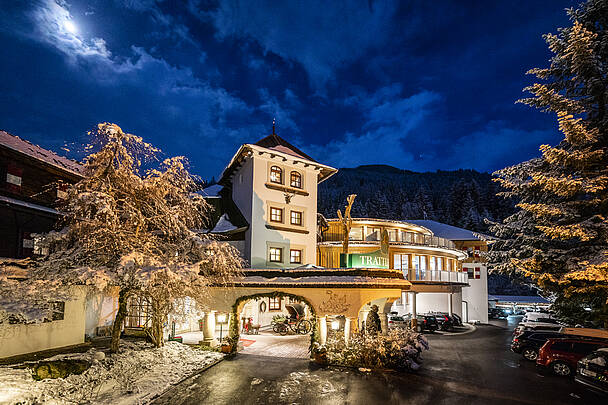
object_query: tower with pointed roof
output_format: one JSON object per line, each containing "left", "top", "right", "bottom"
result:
{"left": 217, "top": 126, "right": 337, "bottom": 268}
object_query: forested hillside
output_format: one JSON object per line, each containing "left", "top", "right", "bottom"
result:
{"left": 318, "top": 165, "right": 514, "bottom": 233}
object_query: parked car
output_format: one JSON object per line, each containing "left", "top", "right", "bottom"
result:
{"left": 387, "top": 315, "right": 408, "bottom": 329}
{"left": 452, "top": 314, "right": 462, "bottom": 326}
{"left": 514, "top": 321, "right": 564, "bottom": 337}
{"left": 489, "top": 307, "right": 509, "bottom": 319}
{"left": 575, "top": 348, "right": 608, "bottom": 394}
{"left": 511, "top": 330, "right": 564, "bottom": 361}
{"left": 536, "top": 338, "right": 608, "bottom": 376}
{"left": 403, "top": 314, "right": 439, "bottom": 333}
{"left": 523, "top": 312, "right": 556, "bottom": 323}
{"left": 426, "top": 313, "right": 453, "bottom": 331}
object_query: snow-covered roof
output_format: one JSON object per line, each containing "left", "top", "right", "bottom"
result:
{"left": 227, "top": 275, "right": 411, "bottom": 289}
{"left": 488, "top": 295, "right": 551, "bottom": 304}
{"left": 0, "top": 130, "right": 84, "bottom": 177}
{"left": 201, "top": 184, "right": 222, "bottom": 198}
{"left": 406, "top": 220, "right": 493, "bottom": 241}
{"left": 210, "top": 213, "right": 238, "bottom": 233}
{"left": 0, "top": 194, "right": 60, "bottom": 216}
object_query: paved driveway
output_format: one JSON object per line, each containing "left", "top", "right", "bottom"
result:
{"left": 240, "top": 332, "right": 310, "bottom": 359}
{"left": 153, "top": 319, "right": 606, "bottom": 405}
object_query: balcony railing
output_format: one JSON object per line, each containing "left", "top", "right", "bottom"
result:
{"left": 404, "top": 268, "right": 468, "bottom": 284}
{"left": 322, "top": 232, "right": 457, "bottom": 250}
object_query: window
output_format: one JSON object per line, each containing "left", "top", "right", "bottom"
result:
{"left": 388, "top": 229, "right": 397, "bottom": 241}
{"left": 572, "top": 342, "right": 600, "bottom": 355}
{"left": 465, "top": 267, "right": 474, "bottom": 279}
{"left": 550, "top": 341, "right": 572, "bottom": 352}
{"left": 430, "top": 256, "right": 436, "bottom": 271}
{"left": 290, "top": 249, "right": 302, "bottom": 264}
{"left": 270, "top": 207, "right": 283, "bottom": 223}
{"left": 50, "top": 301, "right": 65, "bottom": 321}
{"left": 290, "top": 210, "right": 302, "bottom": 225}
{"left": 393, "top": 254, "right": 409, "bottom": 271}
{"left": 349, "top": 227, "right": 363, "bottom": 240}
{"left": 437, "top": 257, "right": 443, "bottom": 271}
{"left": 365, "top": 227, "right": 380, "bottom": 241}
{"left": 269, "top": 297, "right": 281, "bottom": 311}
{"left": 290, "top": 171, "right": 302, "bottom": 188}
{"left": 270, "top": 166, "right": 283, "bottom": 184}
{"left": 269, "top": 247, "right": 283, "bottom": 262}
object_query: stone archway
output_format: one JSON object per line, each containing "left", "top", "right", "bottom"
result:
{"left": 228, "top": 291, "right": 319, "bottom": 357}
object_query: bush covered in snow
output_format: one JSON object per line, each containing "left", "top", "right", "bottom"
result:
{"left": 323, "top": 328, "right": 428, "bottom": 371}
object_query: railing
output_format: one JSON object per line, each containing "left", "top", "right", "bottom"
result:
{"left": 404, "top": 268, "right": 468, "bottom": 284}
{"left": 322, "top": 231, "right": 456, "bottom": 250}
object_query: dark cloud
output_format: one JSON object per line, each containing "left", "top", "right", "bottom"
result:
{"left": 0, "top": 0, "right": 576, "bottom": 179}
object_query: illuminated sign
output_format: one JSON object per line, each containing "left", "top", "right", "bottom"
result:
{"left": 340, "top": 251, "right": 389, "bottom": 268}
{"left": 340, "top": 229, "right": 390, "bottom": 268}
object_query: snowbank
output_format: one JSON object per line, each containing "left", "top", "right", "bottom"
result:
{"left": 0, "top": 341, "right": 223, "bottom": 404}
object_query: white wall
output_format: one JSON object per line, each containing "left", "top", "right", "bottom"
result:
{"left": 0, "top": 288, "right": 86, "bottom": 359}
{"left": 461, "top": 264, "right": 489, "bottom": 323}
{"left": 231, "top": 156, "right": 254, "bottom": 263}
{"left": 243, "top": 153, "right": 319, "bottom": 268}
{"left": 397, "top": 292, "right": 462, "bottom": 318}
{"left": 84, "top": 291, "right": 118, "bottom": 337}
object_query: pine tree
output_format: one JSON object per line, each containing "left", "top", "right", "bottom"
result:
{"left": 489, "top": 0, "right": 608, "bottom": 325}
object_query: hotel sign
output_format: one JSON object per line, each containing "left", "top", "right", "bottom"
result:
{"left": 340, "top": 229, "right": 390, "bottom": 269}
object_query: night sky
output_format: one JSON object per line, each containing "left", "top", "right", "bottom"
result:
{"left": 0, "top": 0, "right": 577, "bottom": 178}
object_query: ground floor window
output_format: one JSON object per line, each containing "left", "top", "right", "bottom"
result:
{"left": 290, "top": 249, "right": 302, "bottom": 264}
{"left": 269, "top": 297, "right": 281, "bottom": 311}
{"left": 269, "top": 247, "right": 283, "bottom": 262}
{"left": 50, "top": 301, "right": 65, "bottom": 321}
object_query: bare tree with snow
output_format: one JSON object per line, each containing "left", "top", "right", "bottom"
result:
{"left": 2, "top": 123, "right": 243, "bottom": 352}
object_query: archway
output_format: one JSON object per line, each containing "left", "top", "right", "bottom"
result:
{"left": 228, "top": 291, "right": 319, "bottom": 358}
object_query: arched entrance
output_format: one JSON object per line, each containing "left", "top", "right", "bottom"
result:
{"left": 228, "top": 291, "right": 319, "bottom": 359}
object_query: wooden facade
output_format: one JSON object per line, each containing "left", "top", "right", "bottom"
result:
{"left": 0, "top": 132, "right": 82, "bottom": 258}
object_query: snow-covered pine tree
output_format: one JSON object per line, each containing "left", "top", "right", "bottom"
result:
{"left": 489, "top": 0, "right": 608, "bottom": 325}
{"left": 9, "top": 123, "right": 243, "bottom": 351}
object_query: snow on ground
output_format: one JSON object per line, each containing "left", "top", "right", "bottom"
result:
{"left": 0, "top": 341, "right": 223, "bottom": 405}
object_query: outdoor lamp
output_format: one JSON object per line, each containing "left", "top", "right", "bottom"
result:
{"left": 331, "top": 320, "right": 340, "bottom": 330}
{"left": 217, "top": 313, "right": 227, "bottom": 343}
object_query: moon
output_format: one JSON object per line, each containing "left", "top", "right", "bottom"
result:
{"left": 64, "top": 20, "right": 78, "bottom": 35}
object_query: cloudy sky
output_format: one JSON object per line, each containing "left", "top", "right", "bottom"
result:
{"left": 0, "top": 0, "right": 576, "bottom": 178}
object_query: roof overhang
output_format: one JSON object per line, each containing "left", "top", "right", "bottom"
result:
{"left": 219, "top": 144, "right": 337, "bottom": 187}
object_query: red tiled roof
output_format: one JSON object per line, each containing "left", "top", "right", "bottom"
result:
{"left": 0, "top": 130, "right": 84, "bottom": 176}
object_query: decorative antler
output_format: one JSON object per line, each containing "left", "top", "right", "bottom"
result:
{"left": 337, "top": 194, "right": 356, "bottom": 254}
{"left": 283, "top": 192, "right": 295, "bottom": 204}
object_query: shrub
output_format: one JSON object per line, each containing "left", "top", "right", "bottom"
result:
{"left": 324, "top": 328, "right": 428, "bottom": 371}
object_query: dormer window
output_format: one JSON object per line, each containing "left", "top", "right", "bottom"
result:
{"left": 290, "top": 171, "right": 302, "bottom": 189}
{"left": 270, "top": 166, "right": 282, "bottom": 184}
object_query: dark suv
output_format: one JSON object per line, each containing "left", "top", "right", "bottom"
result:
{"left": 404, "top": 314, "right": 439, "bottom": 333}
{"left": 426, "top": 313, "right": 453, "bottom": 331}
{"left": 537, "top": 338, "right": 608, "bottom": 376}
{"left": 511, "top": 331, "right": 563, "bottom": 361}
{"left": 576, "top": 348, "right": 608, "bottom": 394}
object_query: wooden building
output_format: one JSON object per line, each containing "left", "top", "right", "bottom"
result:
{"left": 0, "top": 130, "right": 83, "bottom": 258}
